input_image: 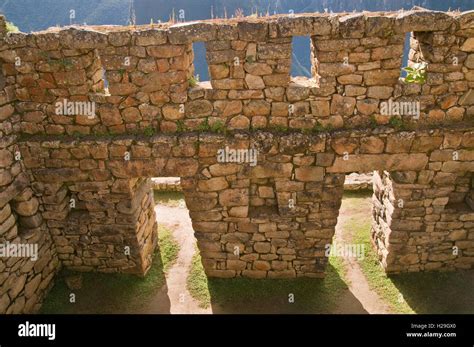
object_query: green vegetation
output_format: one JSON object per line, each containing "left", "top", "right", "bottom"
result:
{"left": 312, "top": 122, "right": 324, "bottom": 133}
{"left": 56, "top": 58, "right": 73, "bottom": 69}
{"left": 197, "top": 118, "right": 226, "bottom": 133}
{"left": 269, "top": 124, "right": 289, "bottom": 133}
{"left": 40, "top": 225, "right": 179, "bottom": 314}
{"left": 356, "top": 215, "right": 474, "bottom": 313}
{"left": 351, "top": 218, "right": 414, "bottom": 313}
{"left": 311, "top": 121, "right": 333, "bottom": 133}
{"left": 197, "top": 118, "right": 210, "bottom": 132}
{"left": 403, "top": 62, "right": 427, "bottom": 84}
{"left": 369, "top": 115, "right": 378, "bottom": 128}
{"left": 71, "top": 131, "right": 88, "bottom": 138}
{"left": 158, "top": 225, "right": 180, "bottom": 272}
{"left": 382, "top": 27, "right": 395, "bottom": 38}
{"left": 176, "top": 120, "right": 188, "bottom": 133}
{"left": 153, "top": 190, "right": 185, "bottom": 208}
{"left": 186, "top": 249, "right": 348, "bottom": 313}
{"left": 142, "top": 126, "right": 155, "bottom": 137}
{"left": 187, "top": 249, "right": 211, "bottom": 308}
{"left": 385, "top": 271, "right": 474, "bottom": 314}
{"left": 40, "top": 52, "right": 74, "bottom": 69}
{"left": 118, "top": 68, "right": 126, "bottom": 78}
{"left": 6, "top": 21, "right": 19, "bottom": 33}
{"left": 345, "top": 190, "right": 474, "bottom": 314}
{"left": 41, "top": 252, "right": 166, "bottom": 314}
{"left": 209, "top": 119, "right": 226, "bottom": 134}
{"left": 388, "top": 116, "right": 404, "bottom": 130}
{"left": 188, "top": 75, "right": 200, "bottom": 88}
{"left": 23, "top": 114, "right": 428, "bottom": 144}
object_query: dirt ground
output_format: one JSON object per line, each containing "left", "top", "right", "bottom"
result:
{"left": 332, "top": 194, "right": 392, "bottom": 314}
{"left": 147, "top": 193, "right": 393, "bottom": 314}
{"left": 137, "top": 203, "right": 212, "bottom": 314}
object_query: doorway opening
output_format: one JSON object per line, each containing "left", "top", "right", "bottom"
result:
{"left": 149, "top": 176, "right": 207, "bottom": 313}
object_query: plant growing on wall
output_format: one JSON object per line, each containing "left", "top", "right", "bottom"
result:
{"left": 188, "top": 74, "right": 200, "bottom": 87}
{"left": 176, "top": 120, "right": 187, "bottom": 133}
{"left": 197, "top": 118, "right": 210, "bottom": 132}
{"left": 389, "top": 116, "right": 404, "bottom": 129}
{"left": 210, "top": 119, "right": 225, "bottom": 134}
{"left": 403, "top": 62, "right": 427, "bottom": 84}
{"left": 40, "top": 51, "right": 73, "bottom": 69}
{"left": 143, "top": 126, "right": 155, "bottom": 137}
{"left": 270, "top": 124, "right": 289, "bottom": 133}
{"left": 195, "top": 118, "right": 225, "bottom": 133}
{"left": 118, "top": 68, "right": 126, "bottom": 78}
{"left": 310, "top": 121, "right": 334, "bottom": 133}
{"left": 6, "top": 21, "right": 19, "bottom": 33}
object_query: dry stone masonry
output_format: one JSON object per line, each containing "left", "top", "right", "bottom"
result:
{"left": 0, "top": 8, "right": 473, "bottom": 313}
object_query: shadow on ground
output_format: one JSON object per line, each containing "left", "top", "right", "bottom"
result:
{"left": 206, "top": 263, "right": 367, "bottom": 314}
{"left": 40, "top": 189, "right": 474, "bottom": 314}
{"left": 40, "top": 252, "right": 171, "bottom": 314}
{"left": 345, "top": 191, "right": 474, "bottom": 314}
{"left": 389, "top": 270, "right": 474, "bottom": 314}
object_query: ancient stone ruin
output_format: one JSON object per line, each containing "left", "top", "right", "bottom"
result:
{"left": 0, "top": 9, "right": 473, "bottom": 313}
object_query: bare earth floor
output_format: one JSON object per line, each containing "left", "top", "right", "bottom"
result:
{"left": 332, "top": 193, "right": 391, "bottom": 314}
{"left": 138, "top": 203, "right": 211, "bottom": 314}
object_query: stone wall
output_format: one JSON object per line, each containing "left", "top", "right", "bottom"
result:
{"left": 2, "top": 10, "right": 473, "bottom": 136}
{"left": 17, "top": 128, "right": 473, "bottom": 280}
{"left": 373, "top": 168, "right": 474, "bottom": 273}
{"left": 344, "top": 173, "right": 373, "bottom": 191}
{"left": 0, "top": 16, "right": 59, "bottom": 313}
{"left": 0, "top": 9, "right": 473, "bottom": 313}
{"left": 152, "top": 175, "right": 372, "bottom": 192}
{"left": 151, "top": 177, "right": 182, "bottom": 191}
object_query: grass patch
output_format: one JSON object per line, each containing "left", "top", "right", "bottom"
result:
{"left": 40, "top": 252, "right": 166, "bottom": 314}
{"left": 41, "top": 225, "right": 179, "bottom": 314}
{"left": 153, "top": 190, "right": 185, "bottom": 208}
{"left": 187, "top": 249, "right": 211, "bottom": 309}
{"left": 186, "top": 250, "right": 349, "bottom": 313}
{"left": 158, "top": 225, "right": 180, "bottom": 272}
{"left": 346, "top": 190, "right": 474, "bottom": 314}
{"left": 352, "top": 220, "right": 414, "bottom": 313}
{"left": 342, "top": 190, "right": 414, "bottom": 313}
{"left": 389, "top": 270, "right": 474, "bottom": 314}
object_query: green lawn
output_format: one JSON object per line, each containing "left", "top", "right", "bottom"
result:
{"left": 347, "top": 191, "right": 474, "bottom": 314}
{"left": 187, "top": 248, "right": 349, "bottom": 313}
{"left": 352, "top": 218, "right": 414, "bottom": 313}
{"left": 40, "top": 225, "right": 179, "bottom": 314}
{"left": 158, "top": 225, "right": 180, "bottom": 272}
{"left": 187, "top": 248, "right": 211, "bottom": 309}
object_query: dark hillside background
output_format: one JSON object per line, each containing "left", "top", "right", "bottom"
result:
{"left": 0, "top": 0, "right": 129, "bottom": 32}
